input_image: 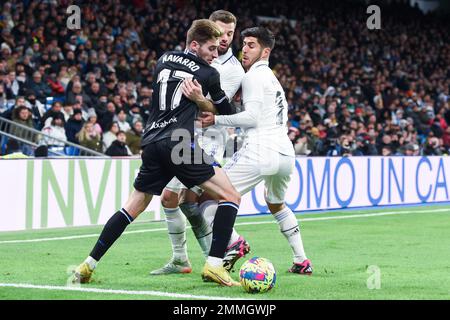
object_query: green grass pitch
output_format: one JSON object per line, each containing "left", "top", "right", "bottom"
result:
{"left": 0, "top": 205, "right": 449, "bottom": 300}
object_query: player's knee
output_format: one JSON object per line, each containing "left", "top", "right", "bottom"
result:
{"left": 224, "top": 189, "right": 241, "bottom": 205}
{"left": 123, "top": 190, "right": 153, "bottom": 219}
{"left": 267, "top": 202, "right": 285, "bottom": 214}
{"left": 161, "top": 196, "right": 174, "bottom": 208}
{"left": 161, "top": 189, "right": 179, "bottom": 208}
{"left": 179, "top": 188, "right": 199, "bottom": 205}
{"left": 199, "top": 192, "right": 214, "bottom": 204}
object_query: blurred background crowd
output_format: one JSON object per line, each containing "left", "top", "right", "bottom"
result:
{"left": 0, "top": 0, "right": 449, "bottom": 157}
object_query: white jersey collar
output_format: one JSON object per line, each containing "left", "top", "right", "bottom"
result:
{"left": 214, "top": 47, "right": 233, "bottom": 65}
{"left": 248, "top": 60, "right": 269, "bottom": 72}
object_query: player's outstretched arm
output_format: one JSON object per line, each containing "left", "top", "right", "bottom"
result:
{"left": 212, "top": 72, "right": 262, "bottom": 128}
{"left": 214, "top": 100, "right": 260, "bottom": 128}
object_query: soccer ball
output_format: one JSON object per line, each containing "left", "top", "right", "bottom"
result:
{"left": 239, "top": 257, "right": 276, "bottom": 293}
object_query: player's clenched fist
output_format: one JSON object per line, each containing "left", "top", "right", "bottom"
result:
{"left": 199, "top": 111, "right": 215, "bottom": 128}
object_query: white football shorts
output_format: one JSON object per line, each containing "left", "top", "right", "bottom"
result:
{"left": 223, "top": 143, "right": 295, "bottom": 204}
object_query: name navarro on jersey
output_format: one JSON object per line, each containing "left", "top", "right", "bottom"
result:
{"left": 162, "top": 54, "right": 200, "bottom": 72}
{"left": 149, "top": 117, "right": 178, "bottom": 130}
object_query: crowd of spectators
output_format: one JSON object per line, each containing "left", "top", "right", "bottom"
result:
{"left": 0, "top": 0, "right": 449, "bottom": 157}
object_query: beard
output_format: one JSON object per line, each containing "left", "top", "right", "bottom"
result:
{"left": 243, "top": 50, "right": 264, "bottom": 70}
{"left": 218, "top": 43, "right": 230, "bottom": 56}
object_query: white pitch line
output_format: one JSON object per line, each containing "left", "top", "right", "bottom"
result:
{"left": 1, "top": 208, "right": 449, "bottom": 245}
{"left": 0, "top": 283, "right": 250, "bottom": 300}
{"left": 235, "top": 207, "right": 450, "bottom": 226}
{"left": 0, "top": 227, "right": 169, "bottom": 244}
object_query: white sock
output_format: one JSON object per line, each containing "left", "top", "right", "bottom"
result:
{"left": 273, "top": 206, "right": 307, "bottom": 263}
{"left": 180, "top": 202, "right": 211, "bottom": 258}
{"left": 200, "top": 200, "right": 217, "bottom": 228}
{"left": 84, "top": 256, "right": 97, "bottom": 270}
{"left": 228, "top": 229, "right": 241, "bottom": 247}
{"left": 200, "top": 200, "right": 240, "bottom": 249}
{"left": 206, "top": 256, "right": 223, "bottom": 267}
{"left": 163, "top": 206, "right": 188, "bottom": 262}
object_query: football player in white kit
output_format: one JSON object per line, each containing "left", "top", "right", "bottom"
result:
{"left": 198, "top": 26, "right": 313, "bottom": 275}
{"left": 150, "top": 10, "right": 248, "bottom": 275}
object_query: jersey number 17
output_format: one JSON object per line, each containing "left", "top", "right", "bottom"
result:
{"left": 157, "top": 68, "right": 193, "bottom": 111}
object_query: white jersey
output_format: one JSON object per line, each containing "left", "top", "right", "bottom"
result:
{"left": 197, "top": 48, "right": 245, "bottom": 161}
{"left": 211, "top": 48, "right": 244, "bottom": 99}
{"left": 215, "top": 60, "right": 294, "bottom": 157}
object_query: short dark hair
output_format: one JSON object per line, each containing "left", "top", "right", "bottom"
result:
{"left": 34, "top": 145, "right": 48, "bottom": 157}
{"left": 109, "top": 121, "right": 119, "bottom": 130}
{"left": 241, "top": 27, "right": 275, "bottom": 50}
{"left": 186, "top": 19, "right": 223, "bottom": 45}
{"left": 209, "top": 10, "right": 237, "bottom": 25}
